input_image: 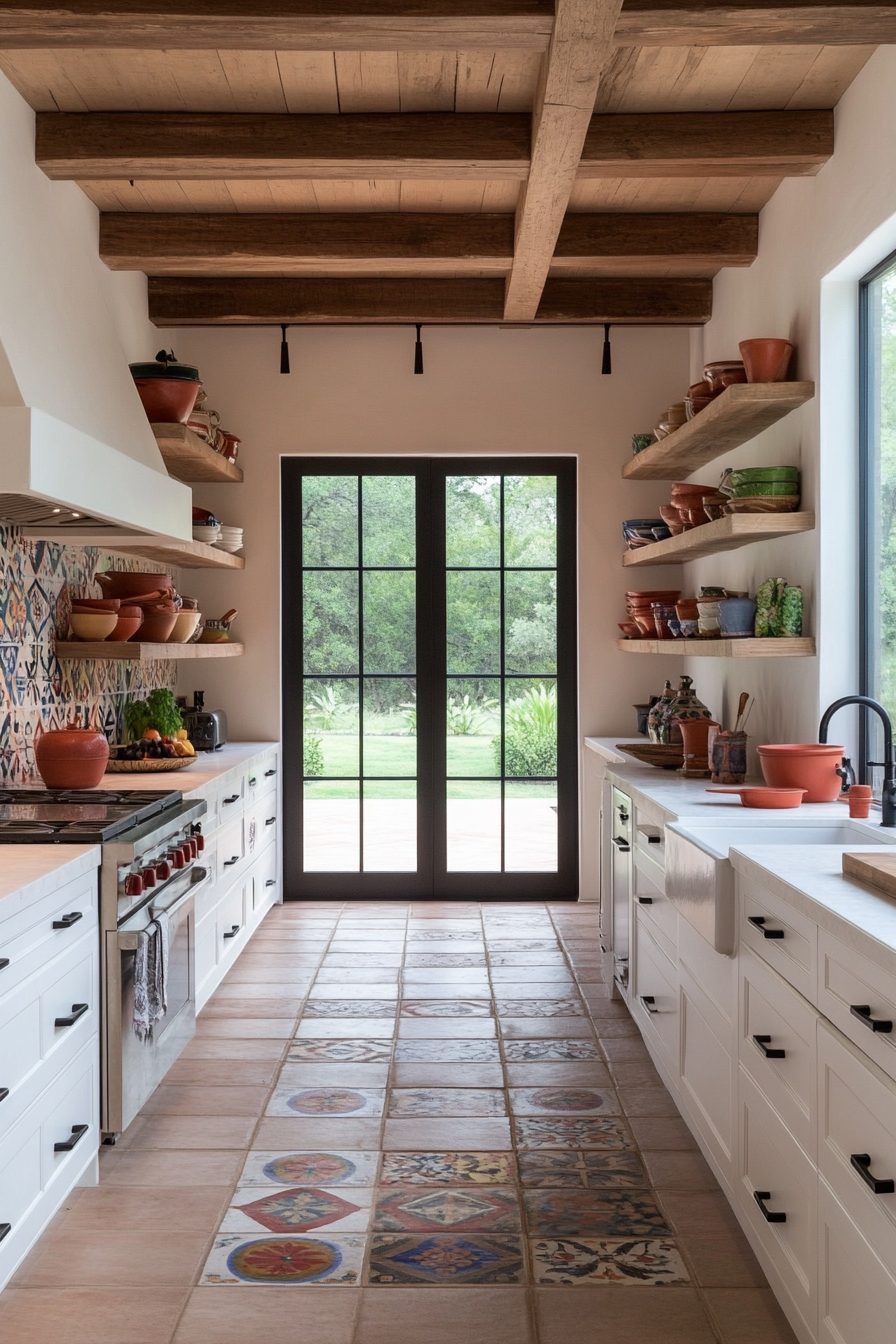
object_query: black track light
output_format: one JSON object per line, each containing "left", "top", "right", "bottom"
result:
{"left": 414, "top": 323, "right": 424, "bottom": 375}
{"left": 601, "top": 323, "right": 612, "bottom": 376}
{"left": 280, "top": 323, "right": 291, "bottom": 375}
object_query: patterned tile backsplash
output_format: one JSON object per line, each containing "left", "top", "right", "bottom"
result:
{"left": 0, "top": 524, "right": 176, "bottom": 785}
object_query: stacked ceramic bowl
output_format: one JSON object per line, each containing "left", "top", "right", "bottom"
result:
{"left": 215, "top": 525, "right": 244, "bottom": 554}
{"left": 192, "top": 522, "right": 221, "bottom": 546}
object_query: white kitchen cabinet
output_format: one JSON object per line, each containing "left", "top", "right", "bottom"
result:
{"left": 816, "top": 930, "right": 896, "bottom": 1087}
{"left": 740, "top": 948, "right": 817, "bottom": 1161}
{"left": 740, "top": 875, "right": 817, "bottom": 1003}
{"left": 679, "top": 920, "right": 737, "bottom": 1189}
{"left": 817, "top": 1176, "right": 896, "bottom": 1344}
{"left": 632, "top": 910, "right": 679, "bottom": 1070}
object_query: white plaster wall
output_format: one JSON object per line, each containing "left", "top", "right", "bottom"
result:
{"left": 0, "top": 70, "right": 169, "bottom": 470}
{"left": 172, "top": 322, "right": 689, "bottom": 898}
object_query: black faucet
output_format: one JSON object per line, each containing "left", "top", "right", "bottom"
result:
{"left": 818, "top": 696, "right": 896, "bottom": 827}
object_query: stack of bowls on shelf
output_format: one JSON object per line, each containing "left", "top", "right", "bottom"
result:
{"left": 623, "top": 518, "right": 670, "bottom": 549}
{"left": 623, "top": 589, "right": 681, "bottom": 638}
{"left": 192, "top": 520, "right": 221, "bottom": 546}
{"left": 719, "top": 466, "right": 801, "bottom": 514}
{"left": 215, "top": 525, "right": 244, "bottom": 554}
{"left": 674, "top": 598, "right": 699, "bottom": 638}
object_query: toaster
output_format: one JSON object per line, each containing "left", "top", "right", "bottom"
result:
{"left": 181, "top": 692, "right": 227, "bottom": 751}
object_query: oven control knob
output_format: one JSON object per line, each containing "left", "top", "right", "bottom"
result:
{"left": 183, "top": 840, "right": 196, "bottom": 862}
{"left": 155, "top": 860, "right": 171, "bottom": 881}
{"left": 124, "top": 873, "right": 144, "bottom": 897}
{"left": 141, "top": 867, "right": 157, "bottom": 888}
{"left": 193, "top": 833, "right": 205, "bottom": 853}
{"left": 169, "top": 850, "right": 186, "bottom": 870}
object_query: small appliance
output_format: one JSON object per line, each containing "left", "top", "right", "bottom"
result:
{"left": 181, "top": 691, "right": 228, "bottom": 751}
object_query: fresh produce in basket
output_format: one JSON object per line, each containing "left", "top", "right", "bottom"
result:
{"left": 124, "top": 688, "right": 184, "bottom": 741}
{"left": 114, "top": 729, "right": 195, "bottom": 761}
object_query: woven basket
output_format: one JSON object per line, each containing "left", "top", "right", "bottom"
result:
{"left": 616, "top": 742, "right": 684, "bottom": 770}
{"left": 106, "top": 756, "right": 196, "bottom": 773}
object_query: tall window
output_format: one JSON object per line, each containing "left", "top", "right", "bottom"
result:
{"left": 860, "top": 249, "right": 896, "bottom": 780}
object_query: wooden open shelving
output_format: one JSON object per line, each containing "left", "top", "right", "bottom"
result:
{"left": 152, "top": 423, "right": 243, "bottom": 484}
{"left": 622, "top": 511, "right": 815, "bottom": 567}
{"left": 56, "top": 640, "right": 244, "bottom": 661}
{"left": 106, "top": 537, "right": 244, "bottom": 571}
{"left": 617, "top": 637, "right": 815, "bottom": 658}
{"left": 622, "top": 382, "right": 815, "bottom": 481}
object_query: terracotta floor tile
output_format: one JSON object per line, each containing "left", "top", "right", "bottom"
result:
{"left": 98, "top": 1149, "right": 243, "bottom": 1187}
{"left": 487, "top": 982, "right": 575, "bottom": 998}
{"left": 703, "top": 1288, "right": 800, "bottom": 1342}
{"left": 212, "top": 982, "right": 313, "bottom": 1000}
{"left": 354, "top": 1287, "right": 534, "bottom": 1343}
{"left": 583, "top": 996, "right": 632, "bottom": 1017}
{"left": 310, "top": 982, "right": 400, "bottom": 998}
{"left": 200, "top": 998, "right": 305, "bottom": 1018}
{"left": 383, "top": 1118, "right": 512, "bottom": 1150}
{"left": 586, "top": 1017, "right": 640, "bottom": 1037}
{"left": 194, "top": 1016, "right": 296, "bottom": 1039}
{"left": 660, "top": 1191, "right": 747, "bottom": 1238}
{"left": 642, "top": 1150, "right": 719, "bottom": 1191}
{"left": 254, "top": 1116, "right": 383, "bottom": 1148}
{"left": 0, "top": 1288, "right": 188, "bottom": 1344}
{"left": 680, "top": 1232, "right": 768, "bottom": 1288}
{"left": 628, "top": 1117, "right": 700, "bottom": 1152}
{"left": 140, "top": 1085, "right": 270, "bottom": 1117}
{"left": 499, "top": 1017, "right": 594, "bottom": 1039}
{"left": 397, "top": 1018, "right": 496, "bottom": 1039}
{"left": 398, "top": 984, "right": 492, "bottom": 1000}
{"left": 401, "top": 967, "right": 491, "bottom": 983}
{"left": 534, "top": 1285, "right": 717, "bottom": 1344}
{"left": 116, "top": 1115, "right": 256, "bottom": 1150}
{"left": 13, "top": 1229, "right": 210, "bottom": 1288}
{"left": 504, "top": 1062, "right": 612, "bottom": 1088}
{"left": 57, "top": 1186, "right": 229, "bottom": 1232}
{"left": 179, "top": 1038, "right": 287, "bottom": 1060}
{"left": 315, "top": 967, "right": 400, "bottom": 983}
{"left": 278, "top": 1062, "right": 391, "bottom": 1087}
{"left": 608, "top": 1059, "right": 665, "bottom": 1088}
{"left": 615, "top": 1086, "right": 680, "bottom": 1117}
{"left": 489, "top": 967, "right": 575, "bottom": 983}
{"left": 223, "top": 966, "right": 315, "bottom": 983}
{"left": 601, "top": 1036, "right": 653, "bottom": 1062}
{"left": 172, "top": 1286, "right": 359, "bottom": 1344}
{"left": 164, "top": 1059, "right": 278, "bottom": 1087}
{"left": 390, "top": 1063, "right": 505, "bottom": 1088}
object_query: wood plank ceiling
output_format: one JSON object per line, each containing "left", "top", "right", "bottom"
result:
{"left": 0, "top": 2, "right": 883, "bottom": 325}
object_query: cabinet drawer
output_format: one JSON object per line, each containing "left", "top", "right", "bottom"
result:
{"left": 0, "top": 1125, "right": 42, "bottom": 1284}
{"left": 680, "top": 962, "right": 735, "bottom": 1183}
{"left": 0, "top": 873, "right": 98, "bottom": 999}
{"left": 195, "top": 909, "right": 217, "bottom": 991}
{"left": 739, "top": 948, "right": 817, "bottom": 1161}
{"left": 818, "top": 1176, "right": 896, "bottom": 1344}
{"left": 632, "top": 916, "right": 679, "bottom": 1067}
{"left": 217, "top": 817, "right": 245, "bottom": 881}
{"left": 41, "top": 1046, "right": 97, "bottom": 1192}
{"left": 216, "top": 879, "right": 247, "bottom": 962}
{"left": 817, "top": 930, "right": 896, "bottom": 1087}
{"left": 817, "top": 1020, "right": 896, "bottom": 1265}
{"left": 254, "top": 844, "right": 280, "bottom": 913}
{"left": 633, "top": 855, "right": 677, "bottom": 958}
{"left": 738, "top": 1069, "right": 817, "bottom": 1336}
{"left": 41, "top": 944, "right": 97, "bottom": 1060}
{"left": 740, "top": 877, "right": 816, "bottom": 1002}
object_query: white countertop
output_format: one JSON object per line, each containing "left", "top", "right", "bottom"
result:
{"left": 96, "top": 741, "right": 277, "bottom": 796}
{"left": 0, "top": 845, "right": 100, "bottom": 907}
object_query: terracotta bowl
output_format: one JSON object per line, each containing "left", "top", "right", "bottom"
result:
{"left": 71, "top": 597, "right": 120, "bottom": 612}
{"left": 168, "top": 610, "right": 202, "bottom": 644}
{"left": 704, "top": 360, "right": 746, "bottom": 391}
{"left": 133, "top": 377, "right": 201, "bottom": 425}
{"left": 659, "top": 504, "right": 682, "bottom": 526}
{"left": 139, "top": 609, "right": 179, "bottom": 643}
{"left": 757, "top": 743, "right": 846, "bottom": 802}
{"left": 618, "top": 622, "right": 640, "bottom": 638}
{"left": 633, "top": 612, "right": 657, "bottom": 637}
{"left": 739, "top": 338, "right": 794, "bottom": 383}
{"left": 95, "top": 571, "right": 173, "bottom": 600}
{"left": 108, "top": 605, "right": 144, "bottom": 642}
{"left": 70, "top": 612, "right": 119, "bottom": 641}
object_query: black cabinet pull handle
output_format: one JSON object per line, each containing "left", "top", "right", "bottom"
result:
{"left": 265, "top": 816, "right": 276, "bottom": 826}
{"left": 754, "top": 1190, "right": 786, "bottom": 1223}
{"left": 850, "top": 1153, "right": 895, "bottom": 1195}
{"left": 748, "top": 915, "right": 784, "bottom": 939}
{"left": 223, "top": 794, "right": 239, "bottom": 804}
{"left": 223, "top": 855, "right": 240, "bottom": 867}
{"left": 54, "top": 1124, "right": 89, "bottom": 1153}
{"left": 55, "top": 1003, "right": 88, "bottom": 1028}
{"left": 0, "top": 1087, "right": 9, "bottom": 1103}
{"left": 647, "top": 834, "right": 661, "bottom": 844}
{"left": 223, "top": 924, "right": 240, "bottom": 939}
{"left": 0, "top": 957, "right": 8, "bottom": 971}
{"left": 52, "top": 911, "right": 83, "bottom": 931}
{"left": 639, "top": 995, "right": 659, "bottom": 1014}
{"left": 612, "top": 837, "right": 630, "bottom": 851}
{"left": 850, "top": 1004, "right": 893, "bottom": 1033}
{"left": 0, "top": 1224, "right": 10, "bottom": 1244}
{"left": 265, "top": 879, "right": 276, "bottom": 887}
{"left": 265, "top": 769, "right": 277, "bottom": 777}
{"left": 638, "top": 896, "right": 653, "bottom": 905}
{"left": 753, "top": 1034, "right": 786, "bottom": 1059}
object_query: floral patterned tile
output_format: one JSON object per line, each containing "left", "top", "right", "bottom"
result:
{"left": 401, "top": 1000, "right": 493, "bottom": 1018}
{"left": 388, "top": 1089, "right": 507, "bottom": 1119}
{"left": 221, "top": 1184, "right": 373, "bottom": 1235}
{"left": 503, "top": 1039, "right": 602, "bottom": 1062}
{"left": 201, "top": 1233, "right": 366, "bottom": 1286}
{"left": 404, "top": 954, "right": 488, "bottom": 968}
{"left": 287, "top": 1040, "right": 393, "bottom": 1063}
{"left": 518, "top": 1151, "right": 648, "bottom": 1189}
{"left": 394, "top": 1039, "right": 501, "bottom": 1063}
{"left": 495, "top": 999, "right": 584, "bottom": 1017}
{"left": 304, "top": 1000, "right": 398, "bottom": 1017}
{"left": 367, "top": 1234, "right": 524, "bottom": 1285}
{"left": 373, "top": 1186, "right": 521, "bottom": 1233}
{"left": 266, "top": 1086, "right": 385, "bottom": 1118}
{"left": 531, "top": 1237, "right": 689, "bottom": 1286}
{"left": 239, "top": 1150, "right": 380, "bottom": 1188}
{"left": 523, "top": 1189, "right": 672, "bottom": 1238}
{"left": 380, "top": 1152, "right": 515, "bottom": 1186}
{"left": 509, "top": 1087, "right": 620, "bottom": 1118}
{"left": 514, "top": 1118, "right": 635, "bottom": 1151}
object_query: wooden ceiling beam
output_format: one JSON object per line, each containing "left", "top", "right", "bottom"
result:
{"left": 37, "top": 110, "right": 831, "bottom": 181}
{"left": 146, "top": 274, "right": 712, "bottom": 324}
{"left": 503, "top": 0, "right": 623, "bottom": 322}
{"left": 616, "top": 0, "right": 896, "bottom": 46}
{"left": 100, "top": 210, "right": 756, "bottom": 274}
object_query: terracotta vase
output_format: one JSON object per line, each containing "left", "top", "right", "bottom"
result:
{"left": 132, "top": 377, "right": 201, "bottom": 424}
{"left": 738, "top": 338, "right": 794, "bottom": 383}
{"left": 35, "top": 722, "right": 110, "bottom": 789}
{"left": 676, "top": 717, "right": 720, "bottom": 777}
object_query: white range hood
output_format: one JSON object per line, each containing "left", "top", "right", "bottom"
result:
{"left": 0, "top": 405, "right": 192, "bottom": 541}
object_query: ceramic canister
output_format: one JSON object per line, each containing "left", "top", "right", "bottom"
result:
{"left": 709, "top": 729, "right": 748, "bottom": 784}
{"left": 662, "top": 675, "right": 713, "bottom": 745}
{"left": 648, "top": 681, "right": 675, "bottom": 744}
{"left": 719, "top": 597, "right": 757, "bottom": 639}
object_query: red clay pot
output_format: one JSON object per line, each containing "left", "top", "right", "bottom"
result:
{"left": 738, "top": 338, "right": 794, "bottom": 383}
{"left": 133, "top": 377, "right": 201, "bottom": 425}
{"left": 95, "top": 571, "right": 173, "bottom": 600}
{"left": 107, "top": 604, "right": 144, "bottom": 642}
{"left": 35, "top": 723, "right": 110, "bottom": 789}
{"left": 757, "top": 743, "right": 845, "bottom": 802}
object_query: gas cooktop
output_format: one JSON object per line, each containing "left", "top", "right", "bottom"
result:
{"left": 0, "top": 789, "right": 184, "bottom": 842}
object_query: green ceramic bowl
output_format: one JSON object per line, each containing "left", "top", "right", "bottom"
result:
{"left": 728, "top": 466, "right": 800, "bottom": 487}
{"left": 732, "top": 480, "right": 801, "bottom": 497}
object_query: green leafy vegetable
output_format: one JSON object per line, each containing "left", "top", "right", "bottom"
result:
{"left": 124, "top": 689, "right": 183, "bottom": 741}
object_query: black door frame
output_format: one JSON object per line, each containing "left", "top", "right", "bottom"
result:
{"left": 281, "top": 455, "right": 578, "bottom": 901}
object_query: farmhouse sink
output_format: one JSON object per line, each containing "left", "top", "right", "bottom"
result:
{"left": 664, "top": 816, "right": 896, "bottom": 955}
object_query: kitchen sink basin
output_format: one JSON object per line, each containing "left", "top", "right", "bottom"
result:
{"left": 665, "top": 817, "right": 896, "bottom": 955}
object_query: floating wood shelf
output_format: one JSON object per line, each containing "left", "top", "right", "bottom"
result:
{"left": 23, "top": 531, "right": 245, "bottom": 571}
{"left": 152, "top": 423, "right": 243, "bottom": 484}
{"left": 622, "top": 382, "right": 815, "bottom": 481}
{"left": 616, "top": 637, "right": 815, "bottom": 658}
{"left": 56, "top": 641, "right": 244, "bottom": 661}
{"left": 622, "top": 511, "right": 815, "bottom": 566}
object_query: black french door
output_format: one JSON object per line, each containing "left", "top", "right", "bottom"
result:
{"left": 281, "top": 457, "right": 577, "bottom": 900}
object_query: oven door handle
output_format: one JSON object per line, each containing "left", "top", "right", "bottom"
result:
{"left": 118, "top": 866, "right": 208, "bottom": 950}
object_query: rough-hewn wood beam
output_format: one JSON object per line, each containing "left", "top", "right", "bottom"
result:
{"left": 0, "top": 1, "right": 555, "bottom": 49}
{"left": 38, "top": 110, "right": 829, "bottom": 182}
{"left": 504, "top": 0, "right": 622, "bottom": 322}
{"left": 615, "top": 0, "right": 896, "bottom": 46}
{"left": 554, "top": 211, "right": 757, "bottom": 264}
{"left": 147, "top": 274, "right": 712, "bottom": 324}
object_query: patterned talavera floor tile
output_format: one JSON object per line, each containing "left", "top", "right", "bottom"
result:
{"left": 495, "top": 999, "right": 584, "bottom": 1017}
{"left": 387, "top": 1089, "right": 507, "bottom": 1118}
{"left": 401, "top": 1000, "right": 493, "bottom": 1018}
{"left": 509, "top": 1087, "right": 620, "bottom": 1117}
{"left": 514, "top": 1118, "right": 635, "bottom": 1151}
{"left": 531, "top": 1237, "right": 689, "bottom": 1286}
{"left": 201, "top": 1233, "right": 366, "bottom": 1286}
{"left": 379, "top": 1152, "right": 515, "bottom": 1186}
{"left": 518, "top": 1151, "right": 648, "bottom": 1189}
{"left": 266, "top": 1085, "right": 385, "bottom": 1117}
{"left": 304, "top": 999, "right": 398, "bottom": 1017}
{"left": 287, "top": 1039, "right": 393, "bottom": 1063}
{"left": 404, "top": 954, "right": 487, "bottom": 968}
{"left": 238, "top": 1150, "right": 381, "bottom": 1188}
{"left": 523, "top": 1189, "right": 672, "bottom": 1238}
{"left": 367, "top": 1234, "right": 524, "bottom": 1285}
{"left": 373, "top": 1186, "right": 521, "bottom": 1233}
{"left": 394, "top": 1039, "right": 501, "bottom": 1063}
{"left": 221, "top": 1184, "right": 373, "bottom": 1234}
{"left": 503, "top": 1040, "right": 602, "bottom": 1062}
